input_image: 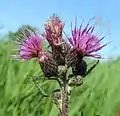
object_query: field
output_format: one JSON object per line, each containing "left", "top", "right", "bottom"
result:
{"left": 0, "top": 40, "right": 120, "bottom": 116}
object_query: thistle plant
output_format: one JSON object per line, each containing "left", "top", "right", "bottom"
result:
{"left": 11, "top": 15, "right": 109, "bottom": 116}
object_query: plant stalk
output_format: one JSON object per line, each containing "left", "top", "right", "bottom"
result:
{"left": 56, "top": 65, "right": 69, "bottom": 116}
{"left": 60, "top": 82, "right": 68, "bottom": 116}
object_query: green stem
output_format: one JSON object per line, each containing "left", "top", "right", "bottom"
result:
{"left": 54, "top": 65, "right": 69, "bottom": 116}
{"left": 61, "top": 82, "right": 68, "bottom": 116}
{"left": 60, "top": 69, "right": 68, "bottom": 116}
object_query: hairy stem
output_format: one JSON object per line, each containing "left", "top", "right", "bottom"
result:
{"left": 60, "top": 80, "right": 68, "bottom": 116}
{"left": 55, "top": 65, "right": 69, "bottom": 116}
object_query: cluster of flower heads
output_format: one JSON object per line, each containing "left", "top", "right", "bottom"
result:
{"left": 12, "top": 15, "right": 108, "bottom": 78}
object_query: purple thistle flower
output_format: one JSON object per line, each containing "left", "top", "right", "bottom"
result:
{"left": 68, "top": 23, "right": 109, "bottom": 58}
{"left": 12, "top": 26, "right": 58, "bottom": 78}
{"left": 42, "top": 15, "right": 71, "bottom": 65}
{"left": 12, "top": 26, "right": 45, "bottom": 61}
{"left": 42, "top": 15, "right": 64, "bottom": 46}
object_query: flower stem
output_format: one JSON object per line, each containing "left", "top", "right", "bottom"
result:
{"left": 60, "top": 66, "right": 69, "bottom": 116}
{"left": 60, "top": 81, "right": 68, "bottom": 116}
{"left": 55, "top": 65, "right": 69, "bottom": 116}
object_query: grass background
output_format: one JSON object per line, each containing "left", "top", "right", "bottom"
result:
{"left": 0, "top": 39, "right": 120, "bottom": 116}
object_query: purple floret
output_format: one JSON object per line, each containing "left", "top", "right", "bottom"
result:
{"left": 68, "top": 23, "right": 109, "bottom": 58}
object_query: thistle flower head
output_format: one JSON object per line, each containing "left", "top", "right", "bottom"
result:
{"left": 12, "top": 26, "right": 44, "bottom": 61}
{"left": 68, "top": 23, "right": 108, "bottom": 58}
{"left": 42, "top": 15, "right": 64, "bottom": 46}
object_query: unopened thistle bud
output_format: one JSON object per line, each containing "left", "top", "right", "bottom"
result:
{"left": 68, "top": 75, "right": 83, "bottom": 86}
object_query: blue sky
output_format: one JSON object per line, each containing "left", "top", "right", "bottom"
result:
{"left": 0, "top": 0, "right": 120, "bottom": 58}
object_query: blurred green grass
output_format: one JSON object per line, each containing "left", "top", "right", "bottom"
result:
{"left": 0, "top": 40, "right": 120, "bottom": 116}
